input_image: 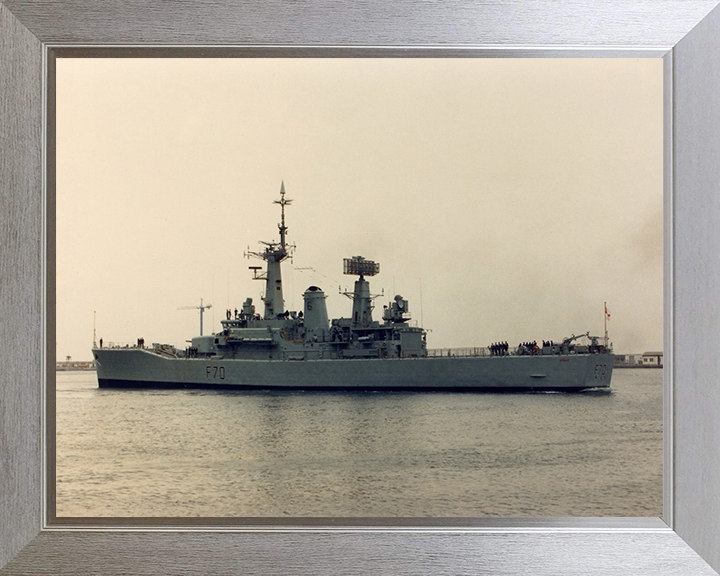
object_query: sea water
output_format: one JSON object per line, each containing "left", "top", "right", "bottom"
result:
{"left": 55, "top": 368, "right": 662, "bottom": 517}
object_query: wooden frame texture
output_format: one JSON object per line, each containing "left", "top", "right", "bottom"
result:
{"left": 2, "top": 1, "right": 720, "bottom": 574}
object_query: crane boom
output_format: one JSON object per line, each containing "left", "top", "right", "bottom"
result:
{"left": 178, "top": 299, "right": 212, "bottom": 335}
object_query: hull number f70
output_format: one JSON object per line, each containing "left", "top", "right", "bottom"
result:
{"left": 206, "top": 366, "right": 226, "bottom": 380}
{"left": 594, "top": 364, "right": 607, "bottom": 380}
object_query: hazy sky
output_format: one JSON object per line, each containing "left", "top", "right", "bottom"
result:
{"left": 56, "top": 58, "right": 663, "bottom": 361}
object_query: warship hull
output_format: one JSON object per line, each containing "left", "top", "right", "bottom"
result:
{"left": 93, "top": 348, "right": 613, "bottom": 392}
{"left": 92, "top": 185, "right": 615, "bottom": 393}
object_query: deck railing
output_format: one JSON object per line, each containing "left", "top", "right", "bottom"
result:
{"left": 426, "top": 347, "right": 492, "bottom": 358}
{"left": 102, "top": 342, "right": 147, "bottom": 349}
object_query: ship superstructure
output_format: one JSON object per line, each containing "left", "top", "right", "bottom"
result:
{"left": 93, "top": 184, "right": 613, "bottom": 392}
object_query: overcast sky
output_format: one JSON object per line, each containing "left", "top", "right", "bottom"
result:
{"left": 56, "top": 58, "right": 663, "bottom": 361}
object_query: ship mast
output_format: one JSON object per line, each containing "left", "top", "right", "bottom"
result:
{"left": 276, "top": 181, "right": 290, "bottom": 253}
{"left": 246, "top": 182, "right": 294, "bottom": 319}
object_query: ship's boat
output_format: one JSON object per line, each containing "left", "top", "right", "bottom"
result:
{"left": 93, "top": 184, "right": 613, "bottom": 392}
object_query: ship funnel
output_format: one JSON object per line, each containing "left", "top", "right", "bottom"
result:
{"left": 303, "top": 286, "right": 329, "bottom": 330}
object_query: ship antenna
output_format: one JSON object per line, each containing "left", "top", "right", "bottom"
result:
{"left": 274, "top": 180, "right": 292, "bottom": 252}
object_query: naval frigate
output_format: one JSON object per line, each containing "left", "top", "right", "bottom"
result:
{"left": 92, "top": 184, "right": 614, "bottom": 392}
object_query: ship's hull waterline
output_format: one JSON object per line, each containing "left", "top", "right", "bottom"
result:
{"left": 93, "top": 348, "right": 613, "bottom": 392}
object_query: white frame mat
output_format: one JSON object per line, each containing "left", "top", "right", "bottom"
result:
{"left": 2, "top": 1, "right": 720, "bottom": 574}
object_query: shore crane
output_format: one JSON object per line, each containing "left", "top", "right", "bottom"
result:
{"left": 178, "top": 299, "right": 212, "bottom": 335}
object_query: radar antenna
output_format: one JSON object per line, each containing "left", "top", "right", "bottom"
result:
{"left": 343, "top": 255, "right": 380, "bottom": 278}
{"left": 342, "top": 256, "right": 383, "bottom": 327}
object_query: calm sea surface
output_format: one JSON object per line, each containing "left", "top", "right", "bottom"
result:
{"left": 56, "top": 369, "right": 662, "bottom": 517}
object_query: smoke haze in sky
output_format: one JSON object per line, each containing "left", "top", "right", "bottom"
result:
{"left": 56, "top": 58, "right": 663, "bottom": 361}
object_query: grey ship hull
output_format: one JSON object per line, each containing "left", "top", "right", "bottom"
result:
{"left": 93, "top": 348, "right": 613, "bottom": 392}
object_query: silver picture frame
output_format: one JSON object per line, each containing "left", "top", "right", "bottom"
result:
{"left": 2, "top": 1, "right": 720, "bottom": 574}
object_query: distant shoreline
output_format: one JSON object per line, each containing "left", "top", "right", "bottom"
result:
{"left": 56, "top": 363, "right": 96, "bottom": 372}
{"left": 614, "top": 365, "right": 662, "bottom": 369}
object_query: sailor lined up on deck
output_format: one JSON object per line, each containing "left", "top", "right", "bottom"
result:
{"left": 490, "top": 342, "right": 508, "bottom": 356}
